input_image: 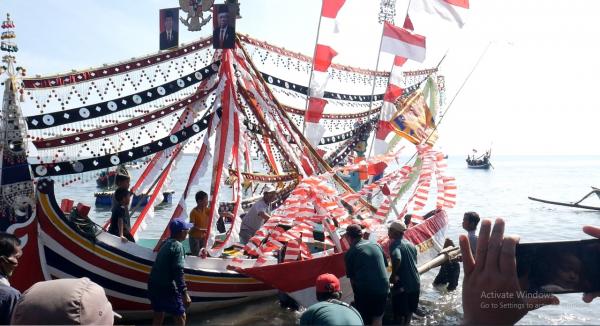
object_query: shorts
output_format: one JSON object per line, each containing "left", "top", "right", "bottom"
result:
{"left": 148, "top": 285, "right": 185, "bottom": 316}
{"left": 353, "top": 290, "right": 387, "bottom": 324}
{"left": 392, "top": 289, "right": 420, "bottom": 317}
{"left": 189, "top": 237, "right": 205, "bottom": 256}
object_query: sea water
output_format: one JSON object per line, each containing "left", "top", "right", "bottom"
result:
{"left": 55, "top": 155, "right": 600, "bottom": 325}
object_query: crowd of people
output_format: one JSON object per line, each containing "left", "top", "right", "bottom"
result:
{"left": 296, "top": 212, "right": 600, "bottom": 325}
{"left": 2, "top": 168, "right": 599, "bottom": 325}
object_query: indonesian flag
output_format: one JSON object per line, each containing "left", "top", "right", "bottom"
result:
{"left": 304, "top": 0, "right": 346, "bottom": 145}
{"left": 321, "top": 0, "right": 345, "bottom": 18}
{"left": 381, "top": 22, "right": 426, "bottom": 63}
{"left": 313, "top": 45, "right": 338, "bottom": 72}
{"left": 409, "top": 0, "right": 469, "bottom": 28}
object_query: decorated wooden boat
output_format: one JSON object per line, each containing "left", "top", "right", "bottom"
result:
{"left": 0, "top": 0, "right": 468, "bottom": 316}
{"left": 10, "top": 179, "right": 275, "bottom": 318}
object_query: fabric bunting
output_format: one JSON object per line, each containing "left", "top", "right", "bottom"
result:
{"left": 373, "top": 55, "right": 406, "bottom": 156}
{"left": 304, "top": 0, "right": 346, "bottom": 147}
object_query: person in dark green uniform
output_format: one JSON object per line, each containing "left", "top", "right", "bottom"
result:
{"left": 300, "top": 273, "right": 363, "bottom": 326}
{"left": 388, "top": 221, "right": 420, "bottom": 325}
{"left": 343, "top": 224, "right": 389, "bottom": 326}
{"left": 148, "top": 219, "right": 193, "bottom": 325}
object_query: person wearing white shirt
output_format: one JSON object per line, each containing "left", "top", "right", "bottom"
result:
{"left": 239, "top": 186, "right": 277, "bottom": 244}
{"left": 462, "top": 211, "right": 480, "bottom": 255}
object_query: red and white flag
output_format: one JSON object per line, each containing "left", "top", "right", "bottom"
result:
{"left": 409, "top": 0, "right": 469, "bottom": 28}
{"left": 304, "top": 0, "right": 346, "bottom": 147}
{"left": 381, "top": 22, "right": 426, "bottom": 63}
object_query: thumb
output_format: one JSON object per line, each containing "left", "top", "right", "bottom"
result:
{"left": 525, "top": 295, "right": 560, "bottom": 311}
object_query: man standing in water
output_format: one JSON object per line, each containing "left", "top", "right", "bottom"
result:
{"left": 343, "top": 224, "right": 389, "bottom": 326}
{"left": 148, "top": 219, "right": 193, "bottom": 325}
{"left": 462, "top": 211, "right": 480, "bottom": 255}
{"left": 300, "top": 273, "right": 363, "bottom": 325}
{"left": 388, "top": 221, "right": 420, "bottom": 325}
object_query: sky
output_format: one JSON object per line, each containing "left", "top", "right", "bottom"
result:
{"left": 2, "top": 0, "right": 600, "bottom": 156}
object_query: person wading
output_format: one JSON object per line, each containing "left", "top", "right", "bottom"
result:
{"left": 388, "top": 221, "right": 420, "bottom": 325}
{"left": 343, "top": 224, "right": 389, "bottom": 326}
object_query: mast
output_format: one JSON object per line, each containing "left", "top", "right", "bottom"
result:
{"left": 0, "top": 13, "right": 34, "bottom": 230}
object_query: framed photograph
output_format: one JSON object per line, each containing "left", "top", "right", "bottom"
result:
{"left": 212, "top": 4, "right": 236, "bottom": 49}
{"left": 159, "top": 8, "right": 180, "bottom": 50}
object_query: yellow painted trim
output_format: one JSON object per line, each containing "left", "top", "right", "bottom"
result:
{"left": 39, "top": 193, "right": 259, "bottom": 284}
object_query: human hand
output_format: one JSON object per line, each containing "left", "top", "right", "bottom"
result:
{"left": 583, "top": 225, "right": 600, "bottom": 303}
{"left": 183, "top": 292, "right": 192, "bottom": 308}
{"left": 460, "top": 218, "right": 559, "bottom": 325}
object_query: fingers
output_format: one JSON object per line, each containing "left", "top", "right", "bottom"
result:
{"left": 485, "top": 218, "right": 505, "bottom": 272}
{"left": 583, "top": 292, "right": 600, "bottom": 303}
{"left": 583, "top": 225, "right": 600, "bottom": 239}
{"left": 525, "top": 295, "right": 559, "bottom": 311}
{"left": 475, "top": 219, "right": 492, "bottom": 272}
{"left": 459, "top": 234, "right": 475, "bottom": 275}
{"left": 499, "top": 234, "right": 519, "bottom": 276}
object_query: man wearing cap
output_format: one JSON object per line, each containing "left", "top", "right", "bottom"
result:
{"left": 148, "top": 219, "right": 193, "bottom": 325}
{"left": 212, "top": 8, "right": 235, "bottom": 49}
{"left": 343, "top": 224, "right": 389, "bottom": 326}
{"left": 11, "top": 277, "right": 119, "bottom": 325}
{"left": 239, "top": 186, "right": 277, "bottom": 244}
{"left": 388, "top": 221, "right": 420, "bottom": 325}
{"left": 300, "top": 273, "right": 363, "bottom": 326}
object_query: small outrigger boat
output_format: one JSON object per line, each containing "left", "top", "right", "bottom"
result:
{"left": 528, "top": 186, "right": 600, "bottom": 211}
{"left": 466, "top": 149, "right": 491, "bottom": 169}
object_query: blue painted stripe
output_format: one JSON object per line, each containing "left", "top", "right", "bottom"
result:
{"left": 43, "top": 246, "right": 246, "bottom": 302}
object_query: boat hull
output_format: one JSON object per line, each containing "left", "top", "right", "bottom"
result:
{"left": 467, "top": 163, "right": 490, "bottom": 169}
{"left": 94, "top": 191, "right": 175, "bottom": 207}
{"left": 10, "top": 179, "right": 275, "bottom": 318}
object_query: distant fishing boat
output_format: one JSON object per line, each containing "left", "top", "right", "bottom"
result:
{"left": 466, "top": 149, "right": 491, "bottom": 169}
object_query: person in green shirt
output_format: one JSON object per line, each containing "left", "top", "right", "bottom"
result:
{"left": 300, "top": 273, "right": 363, "bottom": 326}
{"left": 343, "top": 224, "right": 389, "bottom": 326}
{"left": 388, "top": 221, "right": 420, "bottom": 325}
{"left": 148, "top": 219, "right": 193, "bottom": 325}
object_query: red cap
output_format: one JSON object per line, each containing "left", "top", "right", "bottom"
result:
{"left": 315, "top": 273, "right": 341, "bottom": 293}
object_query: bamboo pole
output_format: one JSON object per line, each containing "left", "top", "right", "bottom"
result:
{"left": 236, "top": 38, "right": 377, "bottom": 213}
{"left": 417, "top": 246, "right": 460, "bottom": 274}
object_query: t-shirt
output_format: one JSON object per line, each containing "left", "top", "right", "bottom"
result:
{"left": 344, "top": 239, "right": 389, "bottom": 295}
{"left": 390, "top": 238, "right": 420, "bottom": 293}
{"left": 239, "top": 199, "right": 270, "bottom": 244}
{"left": 0, "top": 284, "right": 20, "bottom": 324}
{"left": 300, "top": 299, "right": 363, "bottom": 326}
{"left": 108, "top": 205, "right": 132, "bottom": 237}
{"left": 148, "top": 238, "right": 186, "bottom": 294}
{"left": 189, "top": 207, "right": 210, "bottom": 239}
{"left": 468, "top": 230, "right": 478, "bottom": 255}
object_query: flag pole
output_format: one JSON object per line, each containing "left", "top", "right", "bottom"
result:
{"left": 364, "top": 23, "right": 394, "bottom": 160}
{"left": 302, "top": 2, "right": 325, "bottom": 134}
